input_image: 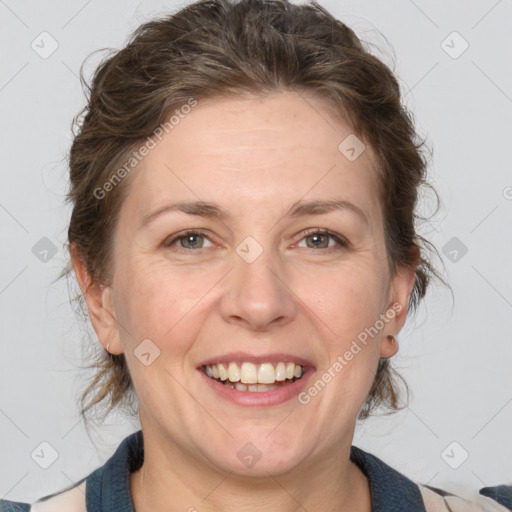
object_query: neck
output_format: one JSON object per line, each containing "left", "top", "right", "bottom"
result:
{"left": 129, "top": 430, "right": 372, "bottom": 512}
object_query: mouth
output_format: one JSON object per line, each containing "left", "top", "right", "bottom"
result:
{"left": 197, "top": 355, "right": 314, "bottom": 406}
{"left": 201, "top": 361, "right": 306, "bottom": 392}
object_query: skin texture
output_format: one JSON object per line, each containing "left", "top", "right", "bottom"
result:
{"left": 73, "top": 91, "right": 416, "bottom": 511}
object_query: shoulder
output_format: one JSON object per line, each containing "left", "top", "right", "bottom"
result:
{"left": 0, "top": 500, "right": 31, "bottom": 511}
{"left": 351, "top": 445, "right": 511, "bottom": 512}
{"left": 0, "top": 430, "right": 142, "bottom": 511}
{"left": 0, "top": 479, "right": 86, "bottom": 512}
{"left": 419, "top": 484, "right": 512, "bottom": 512}
{"left": 480, "top": 485, "right": 512, "bottom": 510}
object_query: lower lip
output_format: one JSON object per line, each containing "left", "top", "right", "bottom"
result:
{"left": 198, "top": 366, "right": 315, "bottom": 407}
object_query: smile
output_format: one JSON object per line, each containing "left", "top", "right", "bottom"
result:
{"left": 203, "top": 361, "right": 305, "bottom": 392}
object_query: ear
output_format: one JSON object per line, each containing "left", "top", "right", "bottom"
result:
{"left": 70, "top": 245, "right": 123, "bottom": 355}
{"left": 379, "top": 258, "right": 417, "bottom": 359}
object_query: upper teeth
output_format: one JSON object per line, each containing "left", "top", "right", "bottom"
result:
{"left": 204, "top": 362, "right": 304, "bottom": 384}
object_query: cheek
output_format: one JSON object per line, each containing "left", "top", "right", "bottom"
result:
{"left": 301, "top": 265, "right": 387, "bottom": 341}
{"left": 114, "top": 259, "right": 212, "bottom": 346}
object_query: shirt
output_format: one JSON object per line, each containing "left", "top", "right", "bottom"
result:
{"left": 1, "top": 429, "right": 510, "bottom": 511}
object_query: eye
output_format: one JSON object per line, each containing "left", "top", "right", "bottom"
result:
{"left": 163, "top": 228, "right": 349, "bottom": 253}
{"left": 163, "top": 230, "right": 214, "bottom": 251}
{"left": 296, "top": 229, "right": 349, "bottom": 252}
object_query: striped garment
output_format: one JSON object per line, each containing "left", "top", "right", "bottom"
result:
{"left": 1, "top": 430, "right": 510, "bottom": 511}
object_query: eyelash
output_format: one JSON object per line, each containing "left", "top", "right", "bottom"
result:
{"left": 163, "top": 228, "right": 349, "bottom": 254}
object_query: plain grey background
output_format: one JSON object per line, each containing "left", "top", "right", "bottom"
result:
{"left": 1, "top": 0, "right": 511, "bottom": 504}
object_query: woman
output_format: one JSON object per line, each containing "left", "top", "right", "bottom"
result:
{"left": 1, "top": 0, "right": 510, "bottom": 510}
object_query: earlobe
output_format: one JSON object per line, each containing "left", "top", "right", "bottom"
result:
{"left": 70, "top": 246, "right": 123, "bottom": 354}
{"left": 380, "top": 334, "right": 399, "bottom": 359}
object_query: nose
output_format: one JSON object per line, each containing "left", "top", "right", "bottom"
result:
{"left": 219, "top": 244, "right": 297, "bottom": 331}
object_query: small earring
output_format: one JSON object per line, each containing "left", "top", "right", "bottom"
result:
{"left": 106, "top": 343, "right": 111, "bottom": 354}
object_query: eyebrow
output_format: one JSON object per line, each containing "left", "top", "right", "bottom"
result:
{"left": 140, "top": 198, "right": 368, "bottom": 229}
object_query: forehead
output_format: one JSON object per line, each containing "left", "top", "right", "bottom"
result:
{"left": 119, "top": 91, "right": 381, "bottom": 223}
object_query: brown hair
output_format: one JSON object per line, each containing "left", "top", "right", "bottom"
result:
{"left": 62, "top": 0, "right": 442, "bottom": 423}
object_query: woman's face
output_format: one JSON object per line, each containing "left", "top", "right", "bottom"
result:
{"left": 81, "top": 91, "right": 414, "bottom": 476}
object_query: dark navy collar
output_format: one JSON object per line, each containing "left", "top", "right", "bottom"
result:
{"left": 350, "top": 445, "right": 425, "bottom": 511}
{"left": 85, "top": 430, "right": 426, "bottom": 511}
{"left": 85, "top": 430, "right": 143, "bottom": 511}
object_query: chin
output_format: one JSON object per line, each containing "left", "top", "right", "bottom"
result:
{"left": 204, "top": 429, "right": 310, "bottom": 477}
